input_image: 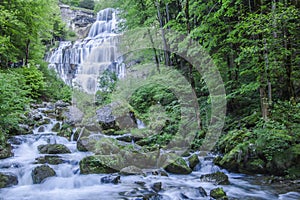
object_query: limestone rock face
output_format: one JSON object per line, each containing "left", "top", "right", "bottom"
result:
{"left": 59, "top": 4, "right": 95, "bottom": 38}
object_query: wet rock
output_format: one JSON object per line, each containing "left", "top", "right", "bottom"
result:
{"left": 0, "top": 172, "right": 18, "bottom": 188}
{"left": 135, "top": 181, "right": 146, "bottom": 186}
{"left": 38, "top": 144, "right": 71, "bottom": 154}
{"left": 51, "top": 122, "right": 61, "bottom": 132}
{"left": 100, "top": 175, "right": 120, "bottom": 184}
{"left": 188, "top": 154, "right": 200, "bottom": 169}
{"left": 151, "top": 182, "right": 162, "bottom": 192}
{"left": 120, "top": 166, "right": 144, "bottom": 176}
{"left": 32, "top": 164, "right": 56, "bottom": 184}
{"left": 8, "top": 136, "right": 23, "bottom": 145}
{"left": 79, "top": 155, "right": 123, "bottom": 174}
{"left": 152, "top": 169, "right": 168, "bottom": 177}
{"left": 72, "top": 128, "right": 81, "bottom": 141}
{"left": 210, "top": 187, "right": 228, "bottom": 200}
{"left": 36, "top": 155, "right": 64, "bottom": 165}
{"left": 200, "top": 171, "right": 229, "bottom": 185}
{"left": 0, "top": 143, "right": 13, "bottom": 159}
{"left": 38, "top": 126, "right": 45, "bottom": 132}
{"left": 164, "top": 157, "right": 192, "bottom": 174}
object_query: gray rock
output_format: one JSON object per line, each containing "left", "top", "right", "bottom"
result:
{"left": 38, "top": 144, "right": 71, "bottom": 154}
{"left": 62, "top": 106, "right": 84, "bottom": 125}
{"left": 100, "top": 175, "right": 120, "bottom": 184}
{"left": 120, "top": 166, "right": 144, "bottom": 176}
{"left": 151, "top": 182, "right": 162, "bottom": 193}
{"left": 32, "top": 165, "right": 56, "bottom": 184}
{"left": 200, "top": 172, "right": 229, "bottom": 185}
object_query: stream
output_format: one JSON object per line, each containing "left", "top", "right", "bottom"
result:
{"left": 0, "top": 105, "right": 299, "bottom": 200}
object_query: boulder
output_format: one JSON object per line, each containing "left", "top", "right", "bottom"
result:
{"left": 200, "top": 171, "right": 229, "bottom": 185}
{"left": 93, "top": 138, "right": 120, "bottom": 155}
{"left": 120, "top": 166, "right": 144, "bottom": 176}
{"left": 188, "top": 154, "right": 200, "bottom": 169}
{"left": 164, "top": 157, "right": 192, "bottom": 174}
{"left": 0, "top": 143, "right": 13, "bottom": 159}
{"left": 79, "top": 155, "right": 123, "bottom": 174}
{"left": 32, "top": 165, "right": 56, "bottom": 184}
{"left": 62, "top": 106, "right": 84, "bottom": 125}
{"left": 0, "top": 173, "right": 18, "bottom": 188}
{"left": 51, "top": 122, "right": 61, "bottom": 132}
{"left": 96, "top": 103, "right": 137, "bottom": 132}
{"left": 36, "top": 155, "right": 64, "bottom": 165}
{"left": 100, "top": 175, "right": 120, "bottom": 184}
{"left": 210, "top": 187, "right": 228, "bottom": 200}
{"left": 38, "top": 144, "right": 71, "bottom": 154}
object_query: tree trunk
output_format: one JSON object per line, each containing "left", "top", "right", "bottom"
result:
{"left": 25, "top": 39, "right": 30, "bottom": 66}
{"left": 155, "top": 0, "right": 170, "bottom": 66}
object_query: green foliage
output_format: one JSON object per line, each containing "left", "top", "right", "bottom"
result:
{"left": 0, "top": 71, "right": 30, "bottom": 133}
{"left": 14, "top": 66, "right": 45, "bottom": 99}
{"left": 95, "top": 71, "right": 117, "bottom": 105}
{"left": 39, "top": 63, "right": 72, "bottom": 102}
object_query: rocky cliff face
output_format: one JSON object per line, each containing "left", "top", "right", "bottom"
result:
{"left": 59, "top": 4, "right": 95, "bottom": 38}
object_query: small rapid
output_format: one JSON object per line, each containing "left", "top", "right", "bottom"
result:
{"left": 0, "top": 104, "right": 299, "bottom": 199}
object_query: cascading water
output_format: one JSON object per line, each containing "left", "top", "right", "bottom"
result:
{"left": 46, "top": 8, "right": 125, "bottom": 91}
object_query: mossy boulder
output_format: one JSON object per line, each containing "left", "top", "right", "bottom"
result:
{"left": 0, "top": 173, "right": 18, "bottom": 188}
{"left": 38, "top": 144, "right": 71, "bottom": 154}
{"left": 210, "top": 187, "right": 228, "bottom": 200}
{"left": 51, "top": 122, "right": 61, "bottom": 132}
{"left": 164, "top": 157, "right": 192, "bottom": 174}
{"left": 32, "top": 165, "right": 56, "bottom": 184}
{"left": 200, "top": 172, "right": 229, "bottom": 185}
{"left": 57, "top": 123, "right": 73, "bottom": 140}
{"left": 188, "top": 154, "right": 200, "bottom": 169}
{"left": 93, "top": 138, "right": 120, "bottom": 155}
{"left": 36, "top": 155, "right": 64, "bottom": 165}
{"left": 79, "top": 155, "right": 123, "bottom": 174}
{"left": 0, "top": 143, "right": 13, "bottom": 159}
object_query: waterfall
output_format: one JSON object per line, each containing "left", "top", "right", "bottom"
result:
{"left": 46, "top": 8, "right": 125, "bottom": 93}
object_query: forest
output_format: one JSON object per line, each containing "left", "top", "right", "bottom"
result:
{"left": 0, "top": 0, "right": 299, "bottom": 198}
